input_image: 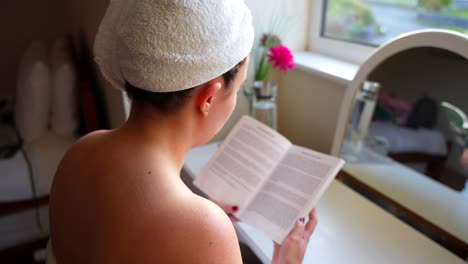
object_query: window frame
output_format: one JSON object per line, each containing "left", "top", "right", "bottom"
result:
{"left": 308, "top": 0, "right": 376, "bottom": 65}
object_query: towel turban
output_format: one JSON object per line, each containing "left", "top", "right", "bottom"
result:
{"left": 94, "top": 0, "right": 254, "bottom": 93}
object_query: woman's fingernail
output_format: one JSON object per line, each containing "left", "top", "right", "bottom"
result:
{"left": 232, "top": 206, "right": 239, "bottom": 212}
{"left": 299, "top": 217, "right": 305, "bottom": 223}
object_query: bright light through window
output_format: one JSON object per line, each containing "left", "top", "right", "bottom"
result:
{"left": 322, "top": 0, "right": 468, "bottom": 46}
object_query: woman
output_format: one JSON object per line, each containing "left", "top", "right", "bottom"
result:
{"left": 49, "top": 0, "right": 317, "bottom": 263}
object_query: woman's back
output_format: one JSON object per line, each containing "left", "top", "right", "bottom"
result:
{"left": 49, "top": 130, "right": 241, "bottom": 263}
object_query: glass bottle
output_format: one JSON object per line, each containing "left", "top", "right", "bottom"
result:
{"left": 348, "top": 81, "right": 381, "bottom": 151}
{"left": 252, "top": 81, "right": 277, "bottom": 130}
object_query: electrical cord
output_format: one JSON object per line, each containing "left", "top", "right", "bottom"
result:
{"left": 11, "top": 118, "right": 44, "bottom": 233}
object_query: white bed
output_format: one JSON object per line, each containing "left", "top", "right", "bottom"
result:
{"left": 0, "top": 132, "right": 74, "bottom": 250}
{"left": 367, "top": 121, "right": 451, "bottom": 179}
{"left": 0, "top": 37, "right": 107, "bottom": 258}
{"left": 368, "top": 121, "right": 448, "bottom": 156}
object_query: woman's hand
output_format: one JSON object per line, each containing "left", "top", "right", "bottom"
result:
{"left": 460, "top": 149, "right": 468, "bottom": 171}
{"left": 272, "top": 209, "right": 317, "bottom": 264}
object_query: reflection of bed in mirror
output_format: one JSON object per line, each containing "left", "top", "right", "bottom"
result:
{"left": 332, "top": 30, "right": 468, "bottom": 259}
{"left": 367, "top": 46, "right": 467, "bottom": 185}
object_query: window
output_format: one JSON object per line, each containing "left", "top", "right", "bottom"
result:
{"left": 309, "top": 0, "right": 468, "bottom": 63}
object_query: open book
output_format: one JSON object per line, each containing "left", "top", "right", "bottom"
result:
{"left": 194, "top": 116, "right": 345, "bottom": 243}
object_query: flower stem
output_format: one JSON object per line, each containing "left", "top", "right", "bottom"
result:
{"left": 255, "top": 34, "right": 274, "bottom": 81}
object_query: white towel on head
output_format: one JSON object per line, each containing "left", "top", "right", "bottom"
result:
{"left": 94, "top": 0, "right": 254, "bottom": 93}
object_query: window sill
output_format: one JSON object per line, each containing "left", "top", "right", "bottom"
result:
{"left": 293, "top": 51, "right": 360, "bottom": 87}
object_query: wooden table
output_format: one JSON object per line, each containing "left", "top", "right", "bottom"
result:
{"left": 183, "top": 142, "right": 465, "bottom": 263}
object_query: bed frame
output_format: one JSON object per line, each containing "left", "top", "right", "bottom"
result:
{"left": 388, "top": 150, "right": 449, "bottom": 181}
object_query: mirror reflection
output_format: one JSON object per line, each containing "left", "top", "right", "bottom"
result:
{"left": 339, "top": 46, "right": 468, "bottom": 258}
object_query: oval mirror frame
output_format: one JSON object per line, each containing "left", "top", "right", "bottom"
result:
{"left": 331, "top": 29, "right": 468, "bottom": 156}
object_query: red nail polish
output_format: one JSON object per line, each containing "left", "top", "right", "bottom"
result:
{"left": 232, "top": 206, "right": 238, "bottom": 212}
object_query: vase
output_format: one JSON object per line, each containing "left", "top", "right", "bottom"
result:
{"left": 252, "top": 81, "right": 277, "bottom": 130}
{"left": 242, "top": 84, "right": 254, "bottom": 116}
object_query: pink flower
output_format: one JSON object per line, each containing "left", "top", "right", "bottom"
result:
{"left": 267, "top": 45, "right": 295, "bottom": 74}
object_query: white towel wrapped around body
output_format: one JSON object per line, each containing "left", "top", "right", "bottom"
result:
{"left": 94, "top": 0, "right": 254, "bottom": 93}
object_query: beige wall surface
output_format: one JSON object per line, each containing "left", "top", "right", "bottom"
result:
{"left": 0, "top": 1, "right": 72, "bottom": 97}
{"left": 277, "top": 69, "right": 347, "bottom": 154}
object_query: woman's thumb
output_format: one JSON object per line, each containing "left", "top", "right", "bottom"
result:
{"left": 288, "top": 217, "right": 306, "bottom": 238}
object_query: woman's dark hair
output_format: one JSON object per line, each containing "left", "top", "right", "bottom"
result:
{"left": 126, "top": 58, "right": 247, "bottom": 114}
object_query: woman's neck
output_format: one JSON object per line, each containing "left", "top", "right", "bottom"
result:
{"left": 117, "top": 104, "right": 195, "bottom": 173}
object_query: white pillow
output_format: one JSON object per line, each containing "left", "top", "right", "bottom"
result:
{"left": 50, "top": 38, "right": 78, "bottom": 139}
{"left": 15, "top": 42, "right": 51, "bottom": 145}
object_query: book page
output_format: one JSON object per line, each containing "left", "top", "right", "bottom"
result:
{"left": 194, "top": 116, "right": 292, "bottom": 208}
{"left": 239, "top": 145, "right": 345, "bottom": 243}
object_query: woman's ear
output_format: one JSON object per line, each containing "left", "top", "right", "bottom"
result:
{"left": 196, "top": 81, "right": 222, "bottom": 116}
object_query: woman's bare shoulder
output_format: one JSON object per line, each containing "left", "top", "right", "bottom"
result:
{"left": 70, "top": 130, "right": 111, "bottom": 150}
{"left": 51, "top": 130, "right": 115, "bottom": 192}
{"left": 57, "top": 130, "right": 112, "bottom": 165}
{"left": 135, "top": 195, "right": 243, "bottom": 263}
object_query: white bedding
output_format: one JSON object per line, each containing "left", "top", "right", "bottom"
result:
{"left": 369, "top": 121, "right": 448, "bottom": 156}
{"left": 2, "top": 38, "right": 79, "bottom": 251}
{"left": 0, "top": 132, "right": 73, "bottom": 202}
{"left": 0, "top": 150, "right": 32, "bottom": 201}
{"left": 0, "top": 205, "right": 50, "bottom": 250}
{"left": 0, "top": 209, "right": 43, "bottom": 250}
{"left": 0, "top": 132, "right": 73, "bottom": 250}
{"left": 24, "top": 132, "right": 74, "bottom": 198}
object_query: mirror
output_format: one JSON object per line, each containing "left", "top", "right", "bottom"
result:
{"left": 333, "top": 29, "right": 468, "bottom": 259}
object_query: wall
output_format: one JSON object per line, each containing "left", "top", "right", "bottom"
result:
{"left": 67, "top": 0, "right": 127, "bottom": 129}
{"left": 277, "top": 70, "right": 347, "bottom": 154}
{"left": 0, "top": 1, "right": 72, "bottom": 97}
